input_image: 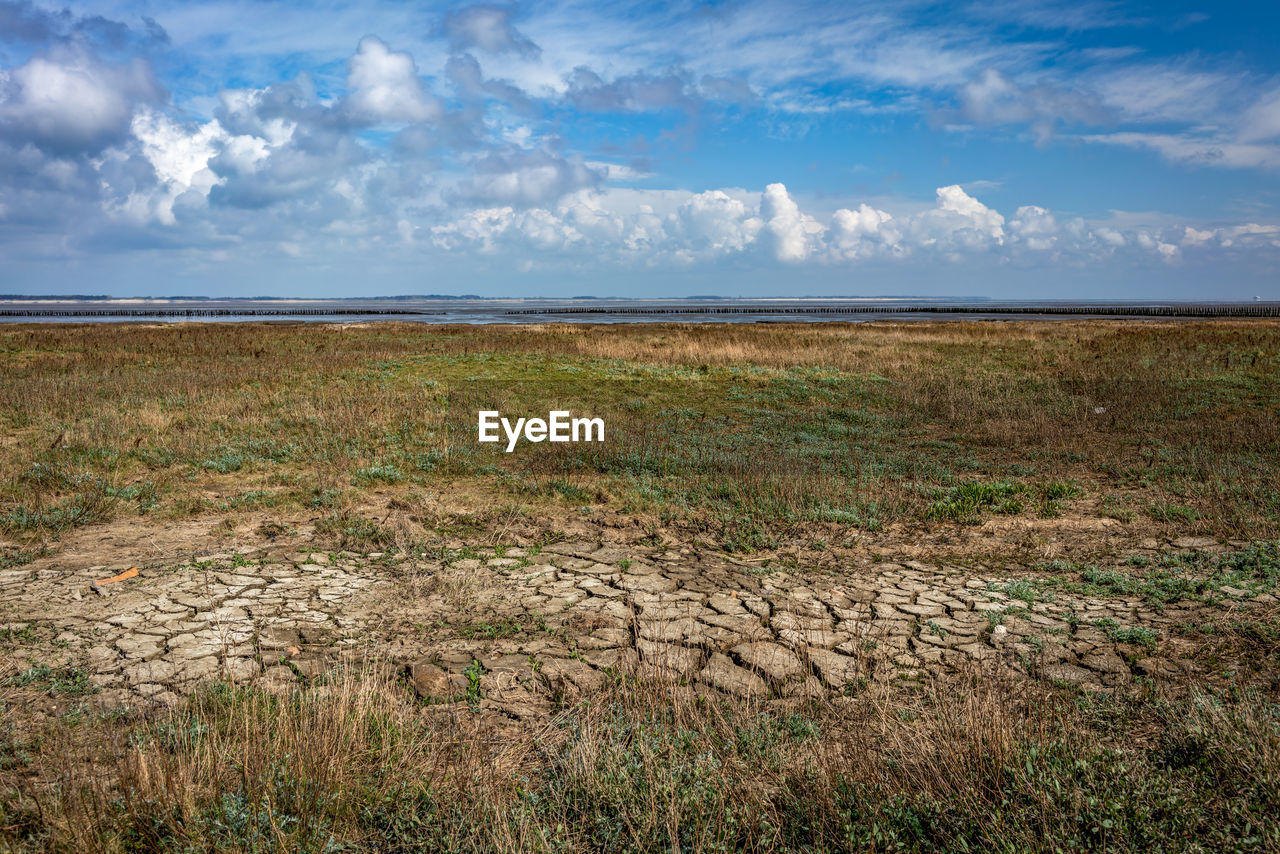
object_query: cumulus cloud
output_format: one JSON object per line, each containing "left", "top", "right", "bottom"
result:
{"left": 344, "top": 36, "right": 441, "bottom": 125}
{"left": 0, "top": 47, "right": 164, "bottom": 154}
{"left": 1135, "top": 230, "right": 1178, "bottom": 260}
{"left": 905, "top": 184, "right": 1006, "bottom": 250}
{"left": 459, "top": 148, "right": 602, "bottom": 206}
{"left": 1009, "top": 205, "right": 1058, "bottom": 250}
{"left": 1181, "top": 223, "right": 1280, "bottom": 249}
{"left": 828, "top": 204, "right": 900, "bottom": 260}
{"left": 671, "top": 190, "right": 761, "bottom": 254}
{"left": 129, "top": 109, "right": 224, "bottom": 224}
{"left": 429, "top": 205, "right": 584, "bottom": 253}
{"left": 760, "top": 183, "right": 823, "bottom": 261}
{"left": 442, "top": 5, "right": 540, "bottom": 58}
{"left": 419, "top": 181, "right": 1253, "bottom": 275}
{"left": 214, "top": 78, "right": 314, "bottom": 140}
{"left": 201, "top": 78, "right": 375, "bottom": 213}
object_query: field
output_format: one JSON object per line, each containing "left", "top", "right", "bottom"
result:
{"left": 1, "top": 320, "right": 1278, "bottom": 851}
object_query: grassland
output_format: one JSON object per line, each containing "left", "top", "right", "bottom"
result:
{"left": 1, "top": 320, "right": 1278, "bottom": 558}
{"left": 1, "top": 320, "right": 1279, "bottom": 852}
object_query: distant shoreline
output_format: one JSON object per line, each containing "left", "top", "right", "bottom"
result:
{"left": 0, "top": 296, "right": 1276, "bottom": 324}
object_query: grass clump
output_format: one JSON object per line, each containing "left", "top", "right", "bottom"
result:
{"left": 456, "top": 617, "right": 546, "bottom": 640}
{"left": 1110, "top": 626, "right": 1161, "bottom": 649}
{"left": 925, "top": 480, "right": 1025, "bottom": 523}
{"left": 992, "top": 578, "right": 1056, "bottom": 606}
{"left": 353, "top": 464, "right": 404, "bottom": 486}
{"left": 314, "top": 511, "right": 398, "bottom": 551}
{"left": 1149, "top": 503, "right": 1202, "bottom": 524}
{"left": 6, "top": 664, "right": 98, "bottom": 697}
{"left": 199, "top": 450, "right": 245, "bottom": 474}
{"left": 1, "top": 487, "right": 117, "bottom": 536}
{"left": 0, "top": 548, "right": 49, "bottom": 570}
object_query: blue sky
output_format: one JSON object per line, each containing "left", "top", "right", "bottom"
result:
{"left": 1, "top": 0, "right": 1278, "bottom": 298}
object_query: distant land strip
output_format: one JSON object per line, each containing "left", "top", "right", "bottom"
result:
{"left": 0, "top": 308, "right": 422, "bottom": 318}
{"left": 506, "top": 303, "right": 1280, "bottom": 318}
{"left": 0, "top": 302, "right": 1278, "bottom": 319}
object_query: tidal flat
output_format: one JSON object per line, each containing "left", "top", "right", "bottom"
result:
{"left": 1, "top": 320, "right": 1278, "bottom": 851}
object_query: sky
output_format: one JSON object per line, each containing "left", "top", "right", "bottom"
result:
{"left": 1, "top": 0, "right": 1278, "bottom": 298}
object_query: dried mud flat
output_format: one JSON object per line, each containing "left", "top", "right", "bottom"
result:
{"left": 3, "top": 517, "right": 1274, "bottom": 724}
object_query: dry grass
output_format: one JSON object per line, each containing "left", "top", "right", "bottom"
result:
{"left": 2, "top": 659, "right": 1276, "bottom": 852}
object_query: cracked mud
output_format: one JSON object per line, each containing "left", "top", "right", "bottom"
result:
{"left": 3, "top": 530, "right": 1273, "bottom": 721}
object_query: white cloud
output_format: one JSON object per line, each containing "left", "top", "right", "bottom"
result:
{"left": 4, "top": 2, "right": 1279, "bottom": 290}
{"left": 760, "top": 182, "right": 823, "bottom": 261}
{"left": 422, "top": 181, "right": 1232, "bottom": 271}
{"left": 460, "top": 149, "right": 601, "bottom": 206}
{"left": 1180, "top": 223, "right": 1280, "bottom": 249}
{"left": 0, "top": 48, "right": 164, "bottom": 153}
{"left": 828, "top": 203, "right": 898, "bottom": 260}
{"left": 442, "top": 5, "right": 540, "bottom": 58}
{"left": 129, "top": 109, "right": 224, "bottom": 224}
{"left": 584, "top": 161, "right": 651, "bottom": 182}
{"left": 344, "top": 36, "right": 441, "bottom": 125}
{"left": 956, "top": 68, "right": 1110, "bottom": 142}
{"left": 1239, "top": 86, "right": 1280, "bottom": 143}
{"left": 1094, "top": 65, "right": 1238, "bottom": 125}
{"left": 1080, "top": 131, "right": 1280, "bottom": 170}
{"left": 672, "top": 189, "right": 762, "bottom": 254}
{"left": 1009, "top": 205, "right": 1058, "bottom": 250}
{"left": 428, "top": 204, "right": 583, "bottom": 253}
{"left": 1182, "top": 226, "right": 1214, "bottom": 247}
{"left": 1093, "top": 226, "right": 1125, "bottom": 248}
{"left": 937, "top": 185, "right": 1004, "bottom": 237}
{"left": 904, "top": 184, "right": 1005, "bottom": 251}
{"left": 1135, "top": 231, "right": 1178, "bottom": 260}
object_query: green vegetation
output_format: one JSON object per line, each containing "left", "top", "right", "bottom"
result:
{"left": 0, "top": 548, "right": 48, "bottom": 570}
{"left": 5, "top": 663, "right": 98, "bottom": 697}
{"left": 1, "top": 321, "right": 1277, "bottom": 554}
{"left": 992, "top": 577, "right": 1056, "bottom": 606}
{"left": 456, "top": 616, "right": 548, "bottom": 640}
{"left": 926, "top": 479, "right": 1026, "bottom": 522}
{"left": 1032, "top": 541, "right": 1280, "bottom": 608}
